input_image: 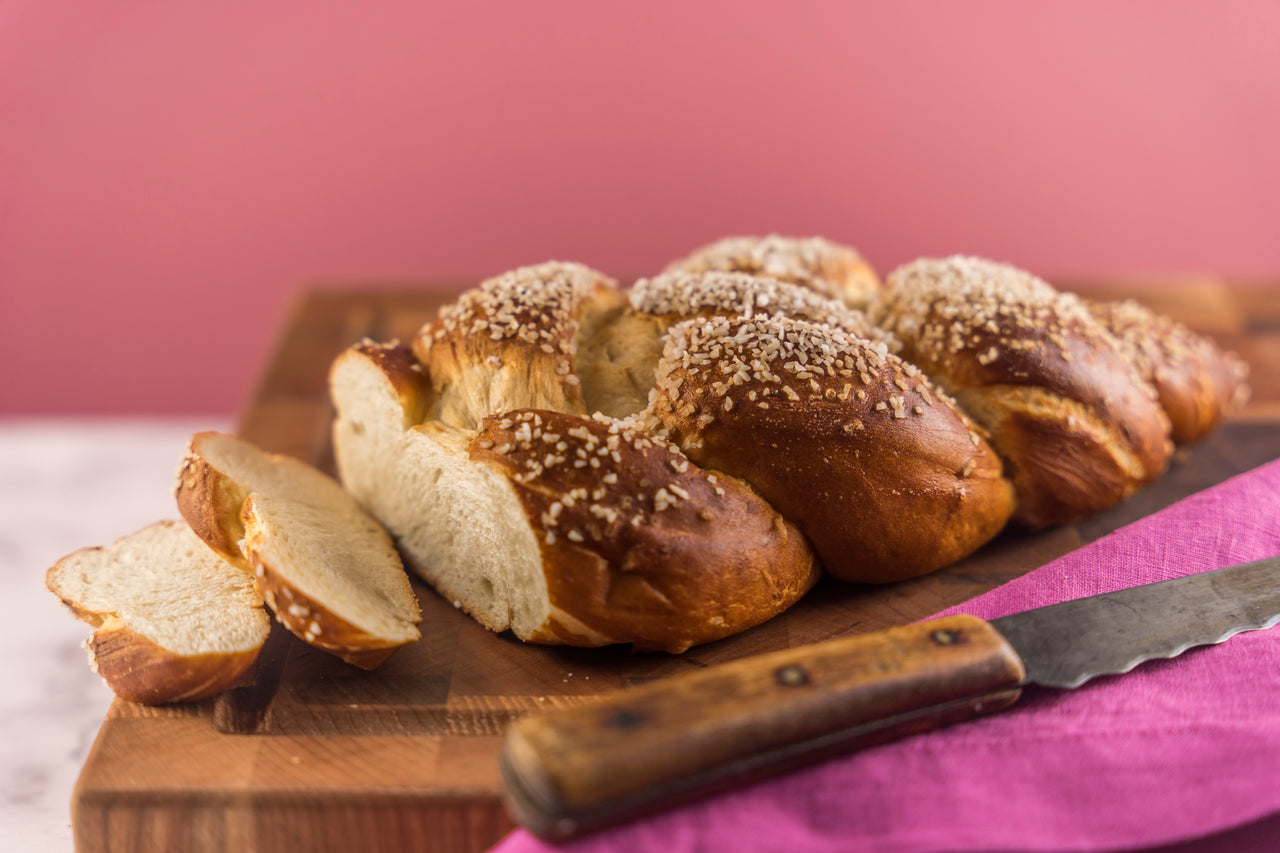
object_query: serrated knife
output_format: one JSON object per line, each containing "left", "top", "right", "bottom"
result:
{"left": 499, "top": 555, "right": 1280, "bottom": 841}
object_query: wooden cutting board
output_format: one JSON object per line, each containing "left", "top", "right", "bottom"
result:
{"left": 71, "top": 279, "right": 1280, "bottom": 853}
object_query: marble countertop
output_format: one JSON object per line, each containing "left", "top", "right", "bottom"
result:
{"left": 0, "top": 417, "right": 231, "bottom": 853}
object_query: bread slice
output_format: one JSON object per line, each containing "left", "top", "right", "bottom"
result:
{"left": 175, "top": 431, "right": 421, "bottom": 669}
{"left": 330, "top": 340, "right": 819, "bottom": 653}
{"left": 45, "top": 520, "right": 271, "bottom": 704}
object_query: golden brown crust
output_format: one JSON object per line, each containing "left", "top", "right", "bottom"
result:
{"left": 643, "top": 314, "right": 1014, "bottom": 583}
{"left": 662, "top": 235, "right": 881, "bottom": 309}
{"left": 87, "top": 619, "right": 260, "bottom": 704}
{"left": 469, "top": 409, "right": 820, "bottom": 652}
{"left": 174, "top": 439, "right": 250, "bottom": 570}
{"left": 875, "top": 257, "right": 1174, "bottom": 528}
{"left": 629, "top": 270, "right": 900, "bottom": 352}
{"left": 330, "top": 248, "right": 1241, "bottom": 653}
{"left": 414, "top": 262, "right": 621, "bottom": 428}
{"left": 348, "top": 338, "right": 434, "bottom": 427}
{"left": 1086, "top": 298, "right": 1250, "bottom": 444}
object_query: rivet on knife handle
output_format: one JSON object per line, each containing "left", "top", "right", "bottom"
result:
{"left": 499, "top": 614, "right": 1026, "bottom": 840}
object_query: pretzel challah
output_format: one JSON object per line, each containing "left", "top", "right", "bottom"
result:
{"left": 330, "top": 236, "right": 1247, "bottom": 651}
{"left": 871, "top": 256, "right": 1179, "bottom": 529}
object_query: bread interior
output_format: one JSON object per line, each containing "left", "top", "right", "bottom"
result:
{"left": 331, "top": 349, "right": 550, "bottom": 638}
{"left": 400, "top": 424, "right": 550, "bottom": 636}
{"left": 192, "top": 431, "right": 419, "bottom": 640}
{"left": 244, "top": 491, "right": 419, "bottom": 641}
{"left": 573, "top": 297, "right": 667, "bottom": 420}
{"left": 47, "top": 520, "right": 268, "bottom": 657}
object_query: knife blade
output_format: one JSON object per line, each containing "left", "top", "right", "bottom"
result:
{"left": 499, "top": 555, "right": 1280, "bottom": 841}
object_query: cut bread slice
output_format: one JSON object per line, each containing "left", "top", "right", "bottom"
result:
{"left": 45, "top": 520, "right": 271, "bottom": 704}
{"left": 330, "top": 340, "right": 819, "bottom": 653}
{"left": 175, "top": 431, "right": 421, "bottom": 669}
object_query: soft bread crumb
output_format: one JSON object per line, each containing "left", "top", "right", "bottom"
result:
{"left": 181, "top": 431, "right": 422, "bottom": 661}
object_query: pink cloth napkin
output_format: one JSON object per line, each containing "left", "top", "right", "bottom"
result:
{"left": 492, "top": 458, "right": 1280, "bottom": 853}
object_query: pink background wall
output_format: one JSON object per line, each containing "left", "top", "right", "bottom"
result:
{"left": 3, "top": 2, "right": 1279, "bottom": 415}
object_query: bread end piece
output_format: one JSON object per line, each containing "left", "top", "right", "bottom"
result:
{"left": 175, "top": 438, "right": 251, "bottom": 570}
{"left": 45, "top": 520, "right": 270, "bottom": 704}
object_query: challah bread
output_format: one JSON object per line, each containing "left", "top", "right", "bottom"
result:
{"left": 1085, "top": 298, "right": 1250, "bottom": 444}
{"left": 663, "top": 235, "right": 881, "bottom": 310}
{"left": 331, "top": 244, "right": 1242, "bottom": 648}
{"left": 45, "top": 520, "right": 270, "bottom": 704}
{"left": 871, "top": 256, "right": 1175, "bottom": 529}
{"left": 394, "top": 261, "right": 1012, "bottom": 590}
{"left": 330, "top": 341, "right": 819, "bottom": 653}
{"left": 638, "top": 312, "right": 1015, "bottom": 583}
{"left": 175, "top": 431, "right": 421, "bottom": 669}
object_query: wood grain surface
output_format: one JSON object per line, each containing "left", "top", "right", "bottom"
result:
{"left": 71, "top": 280, "right": 1280, "bottom": 853}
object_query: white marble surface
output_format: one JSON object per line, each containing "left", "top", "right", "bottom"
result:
{"left": 0, "top": 417, "right": 232, "bottom": 853}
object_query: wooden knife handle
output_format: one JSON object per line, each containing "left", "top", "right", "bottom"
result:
{"left": 500, "top": 614, "right": 1026, "bottom": 840}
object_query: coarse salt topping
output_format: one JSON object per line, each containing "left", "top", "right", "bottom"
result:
{"left": 429, "top": 262, "right": 615, "bottom": 357}
{"left": 877, "top": 256, "right": 1100, "bottom": 364}
{"left": 663, "top": 235, "right": 875, "bottom": 303}
{"left": 646, "top": 313, "right": 966, "bottom": 437}
{"left": 630, "top": 270, "right": 898, "bottom": 351}
{"left": 1088, "top": 298, "right": 1212, "bottom": 373}
{"left": 472, "top": 409, "right": 724, "bottom": 547}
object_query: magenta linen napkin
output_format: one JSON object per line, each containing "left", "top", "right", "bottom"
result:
{"left": 492, "top": 457, "right": 1280, "bottom": 853}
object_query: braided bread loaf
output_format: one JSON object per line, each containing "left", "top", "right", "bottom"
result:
{"left": 330, "top": 237, "right": 1248, "bottom": 652}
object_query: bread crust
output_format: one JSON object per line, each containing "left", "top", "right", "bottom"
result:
{"left": 414, "top": 262, "right": 621, "bottom": 429}
{"left": 643, "top": 314, "right": 1014, "bottom": 583}
{"left": 662, "top": 235, "right": 881, "bottom": 310}
{"left": 87, "top": 619, "right": 260, "bottom": 704}
{"left": 470, "top": 409, "right": 820, "bottom": 652}
{"left": 1087, "top": 298, "right": 1250, "bottom": 444}
{"left": 875, "top": 257, "right": 1174, "bottom": 528}
{"left": 630, "top": 270, "right": 900, "bottom": 353}
{"left": 353, "top": 337, "right": 434, "bottom": 426}
{"left": 175, "top": 443, "right": 250, "bottom": 570}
